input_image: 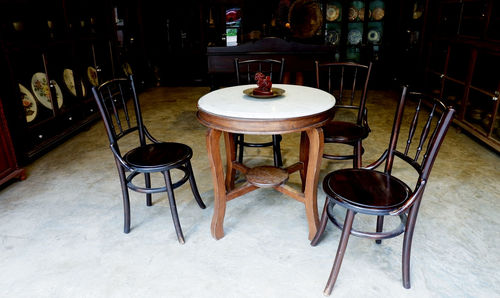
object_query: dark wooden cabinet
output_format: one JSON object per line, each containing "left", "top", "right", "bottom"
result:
{"left": 207, "top": 37, "right": 337, "bottom": 89}
{"left": 0, "top": 96, "right": 25, "bottom": 186}
{"left": 0, "top": 0, "right": 119, "bottom": 164}
{"left": 423, "top": 0, "right": 500, "bottom": 152}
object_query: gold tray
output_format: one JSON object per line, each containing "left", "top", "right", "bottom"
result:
{"left": 243, "top": 88, "right": 285, "bottom": 98}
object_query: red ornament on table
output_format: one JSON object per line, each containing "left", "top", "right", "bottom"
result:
{"left": 253, "top": 72, "right": 273, "bottom": 96}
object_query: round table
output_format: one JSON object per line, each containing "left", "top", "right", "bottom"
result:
{"left": 197, "top": 84, "right": 335, "bottom": 240}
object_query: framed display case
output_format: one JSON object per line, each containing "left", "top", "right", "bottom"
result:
{"left": 322, "top": 0, "right": 387, "bottom": 64}
{"left": 423, "top": 0, "right": 500, "bottom": 152}
{"left": 318, "top": 0, "right": 394, "bottom": 86}
{"left": 0, "top": 0, "right": 117, "bottom": 164}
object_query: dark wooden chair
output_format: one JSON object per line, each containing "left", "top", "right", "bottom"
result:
{"left": 311, "top": 87, "right": 455, "bottom": 295}
{"left": 315, "top": 61, "right": 373, "bottom": 168}
{"left": 92, "top": 75, "right": 206, "bottom": 244}
{"left": 234, "top": 58, "right": 285, "bottom": 167}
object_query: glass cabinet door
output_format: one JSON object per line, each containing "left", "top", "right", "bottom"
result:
{"left": 466, "top": 50, "right": 500, "bottom": 138}
{"left": 486, "top": 0, "right": 500, "bottom": 41}
{"left": 75, "top": 42, "right": 100, "bottom": 94}
{"left": 459, "top": 0, "right": 488, "bottom": 38}
{"left": 12, "top": 49, "right": 57, "bottom": 126}
{"left": 325, "top": 1, "right": 342, "bottom": 49}
{"left": 93, "top": 40, "right": 115, "bottom": 83}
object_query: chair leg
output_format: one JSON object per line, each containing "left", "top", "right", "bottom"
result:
{"left": 324, "top": 209, "right": 356, "bottom": 296}
{"left": 353, "top": 141, "right": 363, "bottom": 169}
{"left": 163, "top": 170, "right": 185, "bottom": 244}
{"left": 376, "top": 216, "right": 384, "bottom": 244}
{"left": 272, "top": 134, "right": 283, "bottom": 167}
{"left": 238, "top": 134, "right": 244, "bottom": 164}
{"left": 311, "top": 197, "right": 331, "bottom": 246}
{"left": 116, "top": 162, "right": 131, "bottom": 234}
{"left": 145, "top": 173, "right": 152, "bottom": 206}
{"left": 402, "top": 200, "right": 421, "bottom": 289}
{"left": 186, "top": 161, "right": 206, "bottom": 209}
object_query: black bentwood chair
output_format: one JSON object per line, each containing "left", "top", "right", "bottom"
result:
{"left": 234, "top": 58, "right": 285, "bottom": 167}
{"left": 315, "top": 61, "right": 373, "bottom": 168}
{"left": 311, "top": 87, "right": 455, "bottom": 295}
{"left": 92, "top": 75, "right": 206, "bottom": 244}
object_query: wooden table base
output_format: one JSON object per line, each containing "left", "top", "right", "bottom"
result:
{"left": 206, "top": 127, "right": 324, "bottom": 240}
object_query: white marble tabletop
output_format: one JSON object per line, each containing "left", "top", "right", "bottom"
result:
{"left": 198, "top": 84, "right": 336, "bottom": 119}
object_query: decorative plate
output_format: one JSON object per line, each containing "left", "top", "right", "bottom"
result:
{"left": 348, "top": 7, "right": 358, "bottom": 21}
{"left": 63, "top": 69, "right": 86, "bottom": 97}
{"left": 326, "top": 31, "right": 340, "bottom": 45}
{"left": 372, "top": 7, "right": 385, "bottom": 21}
{"left": 367, "top": 29, "right": 381, "bottom": 43}
{"left": 243, "top": 88, "right": 285, "bottom": 98}
{"left": 87, "top": 66, "right": 99, "bottom": 87}
{"left": 31, "top": 72, "right": 63, "bottom": 110}
{"left": 51, "top": 80, "right": 63, "bottom": 109}
{"left": 19, "top": 83, "right": 37, "bottom": 123}
{"left": 412, "top": 10, "right": 423, "bottom": 20}
{"left": 326, "top": 5, "right": 340, "bottom": 22}
{"left": 348, "top": 29, "right": 362, "bottom": 45}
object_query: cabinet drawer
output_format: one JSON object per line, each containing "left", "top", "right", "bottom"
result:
{"left": 30, "top": 128, "right": 56, "bottom": 146}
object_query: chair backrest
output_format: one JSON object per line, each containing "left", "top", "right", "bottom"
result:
{"left": 92, "top": 75, "right": 147, "bottom": 151}
{"left": 234, "top": 58, "right": 285, "bottom": 85}
{"left": 315, "top": 61, "right": 372, "bottom": 125}
{"left": 369, "top": 87, "right": 456, "bottom": 214}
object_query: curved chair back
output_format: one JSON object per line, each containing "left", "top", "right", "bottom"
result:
{"left": 371, "top": 89, "right": 456, "bottom": 214}
{"left": 92, "top": 75, "right": 149, "bottom": 151}
{"left": 232, "top": 58, "right": 286, "bottom": 167}
{"left": 314, "top": 61, "right": 373, "bottom": 167}
{"left": 315, "top": 61, "right": 372, "bottom": 125}
{"left": 234, "top": 58, "right": 285, "bottom": 85}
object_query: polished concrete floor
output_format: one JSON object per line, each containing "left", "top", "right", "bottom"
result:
{"left": 1, "top": 86, "right": 499, "bottom": 297}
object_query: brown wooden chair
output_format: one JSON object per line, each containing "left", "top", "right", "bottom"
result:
{"left": 234, "top": 58, "right": 285, "bottom": 167}
{"left": 315, "top": 61, "right": 373, "bottom": 168}
{"left": 92, "top": 75, "right": 206, "bottom": 244}
{"left": 311, "top": 87, "right": 455, "bottom": 295}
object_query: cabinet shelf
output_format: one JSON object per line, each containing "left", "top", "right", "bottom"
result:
{"left": 445, "top": 76, "right": 465, "bottom": 86}
{"left": 426, "top": 71, "right": 467, "bottom": 87}
{"left": 469, "top": 85, "right": 496, "bottom": 97}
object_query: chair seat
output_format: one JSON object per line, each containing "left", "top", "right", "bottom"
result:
{"left": 323, "top": 121, "right": 369, "bottom": 143}
{"left": 323, "top": 168, "right": 412, "bottom": 215}
{"left": 124, "top": 142, "right": 192, "bottom": 169}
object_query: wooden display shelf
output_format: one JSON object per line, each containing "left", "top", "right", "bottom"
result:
{"left": 454, "top": 119, "right": 500, "bottom": 152}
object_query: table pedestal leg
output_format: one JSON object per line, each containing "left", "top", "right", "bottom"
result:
{"left": 206, "top": 128, "right": 227, "bottom": 240}
{"left": 207, "top": 126, "right": 323, "bottom": 241}
{"left": 299, "top": 132, "right": 309, "bottom": 192}
{"left": 301, "top": 127, "right": 324, "bottom": 240}
{"left": 224, "top": 132, "right": 237, "bottom": 191}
